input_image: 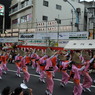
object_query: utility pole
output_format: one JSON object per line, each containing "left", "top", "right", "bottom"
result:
{"left": 63, "top": 0, "right": 79, "bottom": 31}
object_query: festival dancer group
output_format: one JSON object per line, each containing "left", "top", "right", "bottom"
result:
{"left": 0, "top": 48, "right": 95, "bottom": 95}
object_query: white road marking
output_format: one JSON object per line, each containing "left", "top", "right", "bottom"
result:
{"left": 8, "top": 69, "right": 95, "bottom": 88}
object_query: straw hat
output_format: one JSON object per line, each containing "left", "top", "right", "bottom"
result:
{"left": 36, "top": 49, "right": 44, "bottom": 57}
{"left": 61, "top": 50, "right": 67, "bottom": 55}
{"left": 17, "top": 50, "right": 25, "bottom": 56}
{"left": 82, "top": 50, "right": 90, "bottom": 61}
{"left": 58, "top": 54, "right": 66, "bottom": 61}
{"left": 72, "top": 52, "right": 81, "bottom": 64}
{"left": 0, "top": 50, "right": 2, "bottom": 55}
{"left": 45, "top": 48, "right": 53, "bottom": 57}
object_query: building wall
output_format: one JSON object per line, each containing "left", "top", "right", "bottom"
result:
{"left": 34, "top": 0, "right": 84, "bottom": 31}
{"left": 80, "top": 1, "right": 95, "bottom": 31}
{"left": 10, "top": 0, "right": 33, "bottom": 29}
{"left": 9, "top": 0, "right": 85, "bottom": 32}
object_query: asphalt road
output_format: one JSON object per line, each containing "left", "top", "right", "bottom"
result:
{"left": 0, "top": 63, "right": 95, "bottom": 95}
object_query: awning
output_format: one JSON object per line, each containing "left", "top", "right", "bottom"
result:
{"left": 64, "top": 40, "right": 95, "bottom": 50}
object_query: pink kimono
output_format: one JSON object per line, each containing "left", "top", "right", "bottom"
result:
{"left": 15, "top": 55, "right": 21, "bottom": 76}
{"left": 31, "top": 53, "right": 38, "bottom": 68}
{"left": 45, "top": 58, "right": 54, "bottom": 95}
{"left": 82, "top": 59, "right": 93, "bottom": 89}
{"left": 72, "top": 64, "right": 83, "bottom": 95}
{"left": 1, "top": 55, "right": 8, "bottom": 74}
{"left": 22, "top": 66, "right": 30, "bottom": 82}
{"left": 61, "top": 61, "right": 71, "bottom": 85}
{"left": 0, "top": 64, "right": 2, "bottom": 79}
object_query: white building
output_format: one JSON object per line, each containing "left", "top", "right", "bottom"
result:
{"left": 9, "top": 0, "right": 85, "bottom": 32}
{"left": 80, "top": 0, "right": 95, "bottom": 39}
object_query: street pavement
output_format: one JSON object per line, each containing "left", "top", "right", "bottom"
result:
{"left": 0, "top": 63, "right": 95, "bottom": 95}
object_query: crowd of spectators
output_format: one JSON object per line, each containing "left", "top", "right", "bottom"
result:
{"left": 1, "top": 86, "right": 33, "bottom": 95}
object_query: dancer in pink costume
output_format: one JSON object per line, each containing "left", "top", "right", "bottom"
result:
{"left": 82, "top": 56, "right": 95, "bottom": 92}
{"left": 39, "top": 55, "right": 48, "bottom": 83}
{"left": 22, "top": 65, "right": 30, "bottom": 84}
{"left": 60, "top": 59, "right": 71, "bottom": 87}
{"left": 0, "top": 63, "right": 2, "bottom": 79}
{"left": 51, "top": 55, "right": 58, "bottom": 77}
{"left": 72, "top": 63, "right": 85, "bottom": 95}
{"left": 45, "top": 57, "right": 54, "bottom": 95}
{"left": 35, "top": 55, "right": 41, "bottom": 74}
{"left": 31, "top": 53, "right": 39, "bottom": 69}
{"left": 25, "top": 53, "right": 31, "bottom": 65}
{"left": 15, "top": 53, "right": 22, "bottom": 77}
{"left": 1, "top": 52, "right": 8, "bottom": 74}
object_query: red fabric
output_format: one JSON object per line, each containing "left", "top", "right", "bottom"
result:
{"left": 25, "top": 56, "right": 31, "bottom": 64}
{"left": 17, "top": 45, "right": 64, "bottom": 51}
{"left": 51, "top": 57, "right": 57, "bottom": 66}
{"left": 1, "top": 56, "right": 6, "bottom": 63}
{"left": 16, "top": 62, "right": 21, "bottom": 67}
{"left": 46, "top": 71, "right": 52, "bottom": 78}
{"left": 5, "top": 54, "right": 9, "bottom": 60}
{"left": 0, "top": 56, "right": 1, "bottom": 61}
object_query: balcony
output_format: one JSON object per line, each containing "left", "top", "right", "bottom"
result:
{"left": 9, "top": 0, "right": 33, "bottom": 16}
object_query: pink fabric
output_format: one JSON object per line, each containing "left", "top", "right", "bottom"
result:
{"left": 31, "top": 53, "right": 38, "bottom": 59}
{"left": 20, "top": 57, "right": 26, "bottom": 67}
{"left": 83, "top": 61, "right": 90, "bottom": 72}
{"left": 45, "top": 58, "right": 52, "bottom": 70}
{"left": 61, "top": 61, "right": 70, "bottom": 84}
{"left": 82, "top": 61, "right": 92, "bottom": 88}
{"left": 53, "top": 66, "right": 58, "bottom": 73}
{"left": 39, "top": 56, "right": 47, "bottom": 79}
{"left": 24, "top": 71, "right": 30, "bottom": 82}
{"left": 73, "top": 84, "right": 83, "bottom": 95}
{"left": 46, "top": 72, "right": 54, "bottom": 94}
{"left": 23, "top": 66, "right": 30, "bottom": 82}
{"left": 2, "top": 64, "right": 8, "bottom": 71}
{"left": 36, "top": 62, "right": 41, "bottom": 73}
{"left": 61, "top": 71, "right": 69, "bottom": 85}
{"left": 72, "top": 65, "right": 83, "bottom": 95}
{"left": 17, "top": 67, "right": 21, "bottom": 74}
{"left": 82, "top": 72, "right": 92, "bottom": 88}
{"left": 15, "top": 55, "right": 20, "bottom": 61}
{"left": 39, "top": 55, "right": 47, "bottom": 64}
{"left": 40, "top": 70, "right": 45, "bottom": 79}
{"left": 72, "top": 65, "right": 80, "bottom": 80}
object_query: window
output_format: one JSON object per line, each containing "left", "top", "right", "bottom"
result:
{"left": 12, "top": 4, "right": 18, "bottom": 12}
{"left": 21, "top": 1, "right": 25, "bottom": 8}
{"left": 20, "top": 15, "right": 27, "bottom": 23}
{"left": 56, "top": 4, "right": 62, "bottom": 10}
{"left": 55, "top": 18, "right": 61, "bottom": 24}
{"left": 12, "top": 19, "right": 18, "bottom": 24}
{"left": 20, "top": 14, "right": 32, "bottom": 23}
{"left": 27, "top": 14, "right": 32, "bottom": 21}
{"left": 26, "top": 0, "right": 29, "bottom": 6}
{"left": 42, "top": 16, "right": 48, "bottom": 21}
{"left": 43, "top": 0, "right": 49, "bottom": 7}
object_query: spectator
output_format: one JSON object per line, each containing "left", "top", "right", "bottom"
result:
{"left": 23, "top": 88, "right": 33, "bottom": 95}
{"left": 11, "top": 87, "right": 23, "bottom": 95}
{"left": 2, "top": 86, "right": 11, "bottom": 95}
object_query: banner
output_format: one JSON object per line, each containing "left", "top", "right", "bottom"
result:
{"left": 0, "top": 38, "right": 18, "bottom": 42}
{"left": 23, "top": 40, "right": 46, "bottom": 46}
{"left": 19, "top": 31, "right": 88, "bottom": 40}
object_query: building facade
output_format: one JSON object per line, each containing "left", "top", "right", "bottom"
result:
{"left": 80, "top": 1, "right": 95, "bottom": 39}
{"left": 9, "top": 0, "right": 85, "bottom": 32}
